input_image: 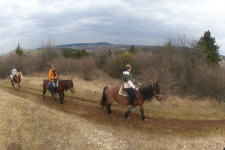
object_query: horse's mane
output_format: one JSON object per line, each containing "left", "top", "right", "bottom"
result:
{"left": 139, "top": 84, "right": 154, "bottom": 101}
{"left": 59, "top": 80, "right": 72, "bottom": 91}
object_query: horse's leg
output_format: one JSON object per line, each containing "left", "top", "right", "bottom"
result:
{"left": 62, "top": 93, "right": 65, "bottom": 100}
{"left": 106, "top": 104, "right": 112, "bottom": 115}
{"left": 59, "top": 93, "right": 64, "bottom": 104}
{"left": 11, "top": 81, "right": 15, "bottom": 88}
{"left": 125, "top": 108, "right": 132, "bottom": 119}
{"left": 139, "top": 105, "right": 147, "bottom": 121}
{"left": 43, "top": 88, "right": 47, "bottom": 99}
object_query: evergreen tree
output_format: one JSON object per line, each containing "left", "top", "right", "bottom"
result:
{"left": 15, "top": 43, "right": 23, "bottom": 56}
{"left": 128, "top": 45, "right": 137, "bottom": 54}
{"left": 196, "top": 30, "right": 221, "bottom": 64}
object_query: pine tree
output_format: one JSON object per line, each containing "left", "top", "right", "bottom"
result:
{"left": 15, "top": 43, "right": 23, "bottom": 56}
{"left": 196, "top": 30, "right": 221, "bottom": 64}
{"left": 128, "top": 45, "right": 137, "bottom": 54}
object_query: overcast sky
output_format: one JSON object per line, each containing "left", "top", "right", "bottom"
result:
{"left": 1, "top": 0, "right": 225, "bottom": 55}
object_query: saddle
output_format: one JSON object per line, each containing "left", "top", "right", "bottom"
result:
{"left": 10, "top": 74, "right": 17, "bottom": 83}
{"left": 119, "top": 86, "right": 128, "bottom": 97}
{"left": 118, "top": 86, "right": 140, "bottom": 98}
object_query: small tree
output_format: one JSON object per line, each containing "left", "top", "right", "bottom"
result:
{"left": 196, "top": 30, "right": 221, "bottom": 64}
{"left": 15, "top": 43, "right": 23, "bottom": 56}
{"left": 128, "top": 45, "right": 137, "bottom": 54}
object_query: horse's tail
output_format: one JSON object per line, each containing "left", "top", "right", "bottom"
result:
{"left": 100, "top": 86, "right": 108, "bottom": 107}
{"left": 43, "top": 79, "right": 47, "bottom": 99}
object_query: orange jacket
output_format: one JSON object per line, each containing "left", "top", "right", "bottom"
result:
{"left": 49, "top": 69, "right": 59, "bottom": 81}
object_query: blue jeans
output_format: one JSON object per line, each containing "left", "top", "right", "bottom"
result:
{"left": 49, "top": 81, "right": 56, "bottom": 94}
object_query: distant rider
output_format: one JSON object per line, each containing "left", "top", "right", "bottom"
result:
{"left": 123, "top": 64, "right": 141, "bottom": 110}
{"left": 12, "top": 66, "right": 18, "bottom": 83}
{"left": 49, "top": 64, "right": 59, "bottom": 97}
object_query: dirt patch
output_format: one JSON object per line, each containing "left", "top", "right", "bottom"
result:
{"left": 7, "top": 143, "right": 22, "bottom": 150}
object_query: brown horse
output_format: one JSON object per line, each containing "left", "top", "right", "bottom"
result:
{"left": 43, "top": 79, "right": 75, "bottom": 104}
{"left": 100, "top": 81, "right": 163, "bottom": 120}
{"left": 10, "top": 72, "right": 23, "bottom": 88}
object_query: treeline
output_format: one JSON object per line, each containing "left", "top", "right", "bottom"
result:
{"left": 61, "top": 48, "right": 90, "bottom": 59}
{"left": 0, "top": 31, "right": 224, "bottom": 100}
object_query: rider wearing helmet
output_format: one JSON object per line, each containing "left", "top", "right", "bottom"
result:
{"left": 49, "top": 64, "right": 59, "bottom": 97}
{"left": 123, "top": 64, "right": 141, "bottom": 110}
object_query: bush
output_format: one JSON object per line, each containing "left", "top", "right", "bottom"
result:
{"left": 50, "top": 57, "right": 98, "bottom": 81}
{"left": 0, "top": 54, "right": 40, "bottom": 78}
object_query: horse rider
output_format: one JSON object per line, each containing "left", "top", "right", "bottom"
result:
{"left": 49, "top": 64, "right": 59, "bottom": 97}
{"left": 123, "top": 64, "right": 141, "bottom": 110}
{"left": 12, "top": 66, "right": 18, "bottom": 83}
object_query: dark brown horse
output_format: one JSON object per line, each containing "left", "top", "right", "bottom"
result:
{"left": 43, "top": 79, "right": 75, "bottom": 104}
{"left": 100, "top": 81, "right": 162, "bottom": 120}
{"left": 10, "top": 72, "right": 23, "bottom": 88}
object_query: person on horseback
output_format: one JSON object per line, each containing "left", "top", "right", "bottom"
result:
{"left": 12, "top": 66, "right": 18, "bottom": 83}
{"left": 123, "top": 64, "right": 141, "bottom": 110}
{"left": 49, "top": 64, "right": 59, "bottom": 97}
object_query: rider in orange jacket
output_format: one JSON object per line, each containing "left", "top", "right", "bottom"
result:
{"left": 49, "top": 64, "right": 59, "bottom": 97}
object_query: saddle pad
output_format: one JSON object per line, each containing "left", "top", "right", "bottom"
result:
{"left": 119, "top": 86, "right": 128, "bottom": 97}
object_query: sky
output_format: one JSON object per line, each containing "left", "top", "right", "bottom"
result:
{"left": 1, "top": 0, "right": 225, "bottom": 55}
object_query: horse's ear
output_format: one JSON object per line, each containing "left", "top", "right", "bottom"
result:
{"left": 156, "top": 81, "right": 159, "bottom": 84}
{"left": 71, "top": 79, "right": 72, "bottom": 81}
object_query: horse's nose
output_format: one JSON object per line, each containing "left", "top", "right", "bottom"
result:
{"left": 156, "top": 95, "right": 163, "bottom": 100}
{"left": 70, "top": 88, "right": 75, "bottom": 93}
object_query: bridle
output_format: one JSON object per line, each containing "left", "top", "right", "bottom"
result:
{"left": 68, "top": 82, "right": 74, "bottom": 92}
{"left": 152, "top": 84, "right": 162, "bottom": 98}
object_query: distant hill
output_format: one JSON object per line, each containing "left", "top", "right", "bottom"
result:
{"left": 57, "top": 42, "right": 113, "bottom": 50}
{"left": 56, "top": 42, "right": 159, "bottom": 51}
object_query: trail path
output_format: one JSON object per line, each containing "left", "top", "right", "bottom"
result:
{"left": 0, "top": 86, "right": 224, "bottom": 150}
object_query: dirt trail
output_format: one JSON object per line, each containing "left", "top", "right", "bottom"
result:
{"left": 0, "top": 89, "right": 133, "bottom": 150}
{"left": 1, "top": 85, "right": 225, "bottom": 133}
{"left": 0, "top": 85, "right": 225, "bottom": 149}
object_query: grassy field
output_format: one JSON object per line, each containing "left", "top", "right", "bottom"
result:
{"left": 0, "top": 75, "right": 225, "bottom": 150}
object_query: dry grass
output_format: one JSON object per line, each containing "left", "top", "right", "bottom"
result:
{"left": 220, "top": 60, "right": 225, "bottom": 69}
{"left": 146, "top": 96, "right": 225, "bottom": 120}
{"left": 0, "top": 75, "right": 225, "bottom": 150}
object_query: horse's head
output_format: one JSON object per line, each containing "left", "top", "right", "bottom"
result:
{"left": 68, "top": 79, "right": 75, "bottom": 93}
{"left": 18, "top": 72, "right": 23, "bottom": 80}
{"left": 152, "top": 81, "right": 163, "bottom": 101}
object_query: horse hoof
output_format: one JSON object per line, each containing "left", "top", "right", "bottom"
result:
{"left": 109, "top": 113, "right": 113, "bottom": 116}
{"left": 125, "top": 116, "right": 130, "bottom": 119}
{"left": 143, "top": 118, "right": 148, "bottom": 121}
